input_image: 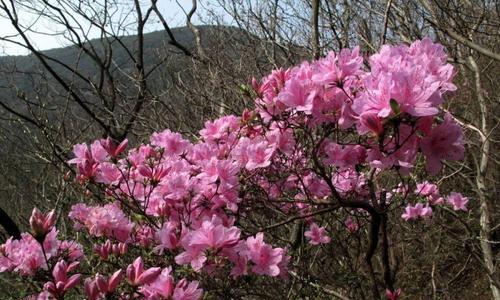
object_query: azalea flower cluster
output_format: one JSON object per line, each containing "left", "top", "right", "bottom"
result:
{"left": 0, "top": 38, "right": 469, "bottom": 299}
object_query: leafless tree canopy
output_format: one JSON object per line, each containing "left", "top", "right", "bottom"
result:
{"left": 0, "top": 0, "right": 499, "bottom": 299}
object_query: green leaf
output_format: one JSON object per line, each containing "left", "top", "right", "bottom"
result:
{"left": 389, "top": 98, "right": 401, "bottom": 115}
{"left": 390, "top": 98, "right": 400, "bottom": 115}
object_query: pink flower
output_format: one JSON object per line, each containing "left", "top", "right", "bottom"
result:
{"left": 0, "top": 229, "right": 58, "bottom": 275}
{"left": 358, "top": 112, "right": 384, "bottom": 136}
{"left": 154, "top": 222, "right": 179, "bottom": 254}
{"left": 401, "top": 203, "right": 433, "bottom": 221}
{"left": 304, "top": 223, "right": 331, "bottom": 245}
{"left": 420, "top": 113, "right": 464, "bottom": 175}
{"left": 446, "top": 192, "right": 469, "bottom": 211}
{"left": 126, "top": 257, "right": 161, "bottom": 286}
{"left": 200, "top": 115, "right": 240, "bottom": 142}
{"left": 150, "top": 129, "right": 190, "bottom": 156}
{"left": 69, "top": 203, "right": 133, "bottom": 242}
{"left": 386, "top": 288, "right": 401, "bottom": 300}
{"left": 141, "top": 267, "right": 174, "bottom": 299}
{"left": 243, "top": 233, "right": 284, "bottom": 277}
{"left": 29, "top": 208, "right": 56, "bottom": 240}
{"left": 312, "top": 47, "right": 363, "bottom": 85}
{"left": 245, "top": 140, "right": 274, "bottom": 170}
{"left": 354, "top": 39, "right": 455, "bottom": 120}
{"left": 100, "top": 137, "right": 128, "bottom": 158}
{"left": 278, "top": 76, "right": 314, "bottom": 113}
{"left": 344, "top": 217, "right": 359, "bottom": 233}
{"left": 84, "top": 278, "right": 100, "bottom": 300}
{"left": 323, "top": 142, "right": 366, "bottom": 168}
{"left": 44, "top": 260, "right": 81, "bottom": 298}
{"left": 84, "top": 270, "right": 123, "bottom": 300}
{"left": 415, "top": 181, "right": 443, "bottom": 205}
{"left": 57, "top": 240, "right": 84, "bottom": 262}
{"left": 172, "top": 279, "right": 203, "bottom": 300}
{"left": 94, "top": 162, "right": 121, "bottom": 185}
{"left": 175, "top": 217, "right": 240, "bottom": 271}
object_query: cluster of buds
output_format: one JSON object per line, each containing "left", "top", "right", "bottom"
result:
{"left": 43, "top": 261, "right": 81, "bottom": 298}
{"left": 94, "top": 240, "right": 128, "bottom": 260}
{"left": 84, "top": 270, "right": 123, "bottom": 300}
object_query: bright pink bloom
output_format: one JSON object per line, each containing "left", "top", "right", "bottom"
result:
{"left": 155, "top": 222, "right": 179, "bottom": 254}
{"left": 141, "top": 267, "right": 174, "bottom": 299}
{"left": 323, "top": 142, "right": 366, "bottom": 168}
{"left": 358, "top": 112, "right": 384, "bottom": 135}
{"left": 200, "top": 115, "right": 240, "bottom": 142}
{"left": 304, "top": 223, "right": 331, "bottom": 245}
{"left": 57, "top": 240, "right": 84, "bottom": 262}
{"left": 312, "top": 46, "right": 363, "bottom": 85}
{"left": 94, "top": 162, "right": 121, "bottom": 185}
{"left": 150, "top": 129, "right": 190, "bottom": 156}
{"left": 0, "top": 229, "right": 59, "bottom": 275}
{"left": 278, "top": 76, "right": 314, "bottom": 113}
{"left": 420, "top": 113, "right": 464, "bottom": 175}
{"left": 84, "top": 278, "right": 100, "bottom": 300}
{"left": 126, "top": 257, "right": 161, "bottom": 286}
{"left": 44, "top": 260, "right": 81, "bottom": 298}
{"left": 244, "top": 140, "right": 274, "bottom": 170}
{"left": 175, "top": 217, "right": 240, "bottom": 271}
{"left": 446, "top": 192, "right": 469, "bottom": 211}
{"left": 243, "top": 233, "right": 284, "bottom": 277}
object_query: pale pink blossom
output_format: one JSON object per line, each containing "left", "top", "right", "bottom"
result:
{"left": 243, "top": 233, "right": 284, "bottom": 277}
{"left": 446, "top": 192, "right": 469, "bottom": 211}
{"left": 304, "top": 223, "right": 331, "bottom": 245}
{"left": 172, "top": 279, "right": 203, "bottom": 300}
{"left": 401, "top": 203, "right": 433, "bottom": 221}
{"left": 421, "top": 113, "right": 464, "bottom": 175}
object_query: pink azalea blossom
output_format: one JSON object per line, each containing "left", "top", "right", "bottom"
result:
{"left": 154, "top": 221, "right": 179, "bottom": 254}
{"left": 278, "top": 76, "right": 314, "bottom": 113}
{"left": 150, "top": 129, "right": 190, "bottom": 156}
{"left": 44, "top": 260, "right": 81, "bottom": 298}
{"left": 172, "top": 279, "right": 203, "bottom": 300}
{"left": 175, "top": 217, "right": 240, "bottom": 271}
{"left": 415, "top": 181, "right": 443, "bottom": 205}
{"left": 401, "top": 203, "right": 433, "bottom": 221}
{"left": 141, "top": 267, "right": 174, "bottom": 299}
{"left": 304, "top": 223, "right": 331, "bottom": 245}
{"left": 69, "top": 203, "right": 133, "bottom": 242}
{"left": 446, "top": 192, "right": 469, "bottom": 211}
{"left": 243, "top": 233, "right": 284, "bottom": 277}
{"left": 100, "top": 137, "right": 128, "bottom": 158}
{"left": 244, "top": 140, "right": 274, "bottom": 170}
{"left": 420, "top": 113, "right": 464, "bottom": 175}
{"left": 345, "top": 217, "right": 359, "bottom": 233}
{"left": 126, "top": 257, "right": 162, "bottom": 286}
